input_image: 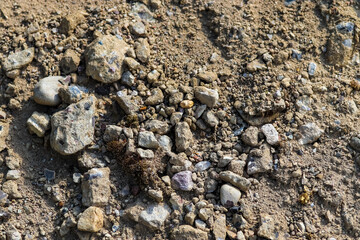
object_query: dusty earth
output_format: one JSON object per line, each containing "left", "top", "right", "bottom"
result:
{"left": 0, "top": 0, "right": 360, "bottom": 239}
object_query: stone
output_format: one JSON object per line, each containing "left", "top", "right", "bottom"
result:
{"left": 180, "top": 100, "right": 194, "bottom": 109}
{"left": 237, "top": 231, "right": 246, "bottom": 240}
{"left": 247, "top": 144, "right": 273, "bottom": 175}
{"left": 6, "top": 170, "right": 21, "bottom": 180}
{"left": 77, "top": 207, "right": 104, "bottom": 232}
{"left": 85, "top": 35, "right": 129, "bottom": 83}
{"left": 228, "top": 160, "right": 246, "bottom": 176}
{"left": 103, "top": 125, "right": 122, "bottom": 142}
{"left": 202, "top": 111, "right": 219, "bottom": 127}
{"left": 60, "top": 49, "right": 80, "bottom": 74}
{"left": 131, "top": 3, "right": 155, "bottom": 23}
{"left": 139, "top": 203, "right": 171, "bottom": 230}
{"left": 246, "top": 59, "right": 266, "bottom": 72}
{"left": 50, "top": 97, "right": 96, "bottom": 155}
{"left": 299, "top": 123, "right": 324, "bottom": 145}
{"left": 175, "top": 122, "right": 193, "bottom": 152}
{"left": 121, "top": 71, "right": 136, "bottom": 86}
{"left": 205, "top": 178, "right": 218, "bottom": 193}
{"left": 0, "top": 190, "right": 8, "bottom": 204}
{"left": 137, "top": 148, "right": 154, "bottom": 158}
{"left": 6, "top": 230, "right": 21, "bottom": 240}
{"left": 195, "top": 161, "right": 211, "bottom": 171}
{"left": 213, "top": 214, "right": 227, "bottom": 240}
{"left": 115, "top": 91, "right": 140, "bottom": 115}
{"left": 350, "top": 137, "right": 360, "bottom": 152}
{"left": 171, "top": 225, "right": 208, "bottom": 240}
{"left": 135, "top": 38, "right": 150, "bottom": 63}
{"left": 78, "top": 151, "right": 106, "bottom": 169}
{"left": 147, "top": 70, "right": 160, "bottom": 83}
{"left": 148, "top": 189, "right": 163, "bottom": 202}
{"left": 124, "top": 57, "right": 140, "bottom": 70}
{"left": 171, "top": 112, "right": 183, "bottom": 125}
{"left": 145, "top": 88, "right": 164, "bottom": 105}
{"left": 185, "top": 212, "right": 196, "bottom": 225}
{"left": 195, "top": 219, "right": 207, "bottom": 231}
{"left": 130, "top": 21, "right": 147, "bottom": 36}
{"left": 220, "top": 184, "right": 241, "bottom": 207}
{"left": 194, "top": 86, "right": 219, "bottom": 108}
{"left": 59, "top": 12, "right": 86, "bottom": 35}
{"left": 27, "top": 112, "right": 51, "bottom": 137}
{"left": 145, "top": 120, "right": 169, "bottom": 134}
{"left": 241, "top": 126, "right": 259, "bottom": 147}
{"left": 0, "top": 122, "right": 9, "bottom": 152}
{"left": 59, "top": 85, "right": 83, "bottom": 104}
{"left": 257, "top": 214, "right": 276, "bottom": 240}
{"left": 2, "top": 180, "right": 22, "bottom": 199}
{"left": 218, "top": 155, "right": 233, "bottom": 168}
{"left": 138, "top": 131, "right": 159, "bottom": 149}
{"left": 158, "top": 135, "right": 173, "bottom": 152}
{"left": 308, "top": 62, "right": 317, "bottom": 77}
{"left": 261, "top": 124, "right": 279, "bottom": 146}
{"left": 172, "top": 171, "right": 194, "bottom": 191}
{"left": 33, "top": 76, "right": 68, "bottom": 106}
{"left": 82, "top": 168, "right": 111, "bottom": 207}
{"left": 219, "top": 171, "right": 251, "bottom": 192}
{"left": 2, "top": 48, "right": 35, "bottom": 73}
{"left": 197, "top": 71, "right": 217, "bottom": 83}
{"left": 169, "top": 91, "right": 184, "bottom": 106}
{"left": 5, "top": 156, "right": 21, "bottom": 170}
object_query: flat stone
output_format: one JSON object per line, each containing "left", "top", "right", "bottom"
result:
{"left": 50, "top": 97, "right": 96, "bottom": 155}
{"left": 124, "top": 57, "right": 140, "bottom": 70}
{"left": 219, "top": 171, "right": 251, "bottom": 192}
{"left": 135, "top": 38, "right": 150, "bottom": 63}
{"left": 175, "top": 122, "right": 193, "bottom": 152}
{"left": 194, "top": 86, "right": 219, "bottom": 108}
{"left": 138, "top": 131, "right": 159, "bottom": 149}
{"left": 261, "top": 124, "right": 279, "bottom": 145}
{"left": 257, "top": 214, "right": 276, "bottom": 239}
{"left": 247, "top": 144, "right": 273, "bottom": 175}
{"left": 77, "top": 207, "right": 104, "bottom": 232}
{"left": 220, "top": 184, "right": 241, "bottom": 207}
{"left": 82, "top": 168, "right": 111, "bottom": 207}
{"left": 202, "top": 111, "right": 219, "bottom": 127}
{"left": 171, "top": 225, "right": 208, "bottom": 240}
{"left": 158, "top": 135, "right": 173, "bottom": 152}
{"left": 145, "top": 120, "right": 169, "bottom": 134}
{"left": 33, "top": 76, "right": 68, "bottom": 106}
{"left": 27, "top": 111, "right": 51, "bottom": 137}
{"left": 197, "top": 71, "right": 217, "bottom": 83}
{"left": 139, "top": 203, "right": 171, "bottom": 230}
{"left": 172, "top": 171, "right": 194, "bottom": 191}
{"left": 299, "top": 123, "right": 323, "bottom": 145}
{"left": 2, "top": 48, "right": 35, "bottom": 72}
{"left": 85, "top": 35, "right": 129, "bottom": 83}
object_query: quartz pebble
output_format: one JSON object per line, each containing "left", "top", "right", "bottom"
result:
{"left": 261, "top": 124, "right": 279, "bottom": 145}
{"left": 171, "top": 171, "right": 194, "bottom": 191}
{"left": 220, "top": 184, "right": 241, "bottom": 207}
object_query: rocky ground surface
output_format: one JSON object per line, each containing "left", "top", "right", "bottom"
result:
{"left": 0, "top": 0, "right": 360, "bottom": 239}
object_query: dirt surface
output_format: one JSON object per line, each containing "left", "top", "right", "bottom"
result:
{"left": 0, "top": 0, "right": 360, "bottom": 239}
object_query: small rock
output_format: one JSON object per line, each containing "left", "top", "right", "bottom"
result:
{"left": 194, "top": 86, "right": 219, "bottom": 108}
{"left": 195, "top": 161, "right": 211, "bottom": 171}
{"left": 158, "top": 135, "right": 173, "bottom": 152}
{"left": 246, "top": 60, "right": 266, "bottom": 72}
{"left": 147, "top": 70, "right": 160, "bottom": 83}
{"left": 241, "top": 127, "right": 259, "bottom": 147}
{"left": 228, "top": 160, "right": 246, "bottom": 176}
{"left": 220, "top": 184, "right": 241, "bottom": 207}
{"left": 175, "top": 122, "right": 193, "bottom": 152}
{"left": 213, "top": 214, "right": 227, "bottom": 240}
{"left": 261, "top": 124, "right": 279, "bottom": 145}
{"left": 308, "top": 62, "right": 317, "bottom": 77}
{"left": 138, "top": 131, "right": 159, "bottom": 149}
{"left": 115, "top": 91, "right": 140, "bottom": 115}
{"left": 73, "top": 173, "right": 81, "bottom": 183}
{"left": 135, "top": 38, "right": 150, "bottom": 63}
{"left": 247, "top": 144, "right": 273, "bottom": 175}
{"left": 6, "top": 230, "right": 21, "bottom": 240}
{"left": 180, "top": 100, "right": 194, "bottom": 109}
{"left": 257, "top": 214, "right": 276, "bottom": 239}
{"left": 59, "top": 85, "right": 83, "bottom": 104}
{"left": 195, "top": 105, "right": 207, "bottom": 119}
{"left": 33, "top": 76, "right": 68, "bottom": 106}
{"left": 218, "top": 155, "right": 233, "bottom": 168}
{"left": 350, "top": 137, "right": 360, "bottom": 152}
{"left": 60, "top": 49, "right": 80, "bottom": 74}
{"left": 2, "top": 180, "right": 22, "bottom": 199}
{"left": 121, "top": 71, "right": 136, "bottom": 87}
{"left": 27, "top": 112, "right": 51, "bottom": 137}
{"left": 171, "top": 112, "right": 183, "bottom": 125}
{"left": 237, "top": 231, "right": 246, "bottom": 240}
{"left": 137, "top": 148, "right": 154, "bottom": 158}
{"left": 6, "top": 170, "right": 21, "bottom": 180}
{"left": 44, "top": 168, "right": 56, "bottom": 181}
{"left": 103, "top": 125, "right": 122, "bottom": 142}
{"left": 124, "top": 57, "right": 140, "bottom": 70}
{"left": 82, "top": 168, "right": 111, "bottom": 207}
{"left": 202, "top": 111, "right": 219, "bottom": 127}
{"left": 59, "top": 12, "right": 85, "bottom": 35}
{"left": 85, "top": 35, "right": 129, "bottom": 83}
{"left": 197, "top": 71, "right": 217, "bottom": 83}
{"left": 139, "top": 203, "right": 171, "bottom": 230}
{"left": 2, "top": 48, "right": 35, "bottom": 74}
{"left": 0, "top": 122, "right": 9, "bottom": 151}
{"left": 171, "top": 225, "right": 208, "bottom": 240}
{"left": 145, "top": 88, "right": 164, "bottom": 105}
{"left": 130, "top": 21, "right": 147, "bottom": 36}
{"left": 5, "top": 156, "right": 21, "bottom": 170}
{"left": 50, "top": 97, "right": 96, "bottom": 155}
{"left": 145, "top": 120, "right": 169, "bottom": 134}
{"left": 195, "top": 219, "right": 207, "bottom": 231}
{"left": 219, "top": 171, "right": 251, "bottom": 192}
{"left": 77, "top": 207, "right": 104, "bottom": 232}
{"left": 148, "top": 189, "right": 163, "bottom": 202}
{"left": 172, "top": 171, "right": 194, "bottom": 191}
{"left": 299, "top": 123, "right": 323, "bottom": 145}
{"left": 205, "top": 178, "right": 218, "bottom": 193}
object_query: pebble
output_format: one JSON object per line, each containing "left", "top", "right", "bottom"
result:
{"left": 171, "top": 171, "right": 194, "bottom": 191}
{"left": 77, "top": 206, "right": 104, "bottom": 232}
{"left": 247, "top": 144, "right": 273, "bottom": 175}
{"left": 145, "top": 120, "right": 169, "bottom": 134}
{"left": 81, "top": 168, "right": 111, "bottom": 207}
{"left": 158, "top": 135, "right": 173, "bottom": 152}
{"left": 59, "top": 12, "right": 85, "bottom": 35}
{"left": 138, "top": 131, "right": 159, "bottom": 149}
{"left": 145, "top": 88, "right": 164, "bottom": 105}
{"left": 218, "top": 155, "right": 233, "bottom": 168}
{"left": 171, "top": 225, "right": 208, "bottom": 240}
{"left": 2, "top": 48, "right": 35, "bottom": 76}
{"left": 85, "top": 35, "right": 129, "bottom": 83}
{"left": 246, "top": 59, "right": 266, "bottom": 72}
{"left": 180, "top": 100, "right": 194, "bottom": 109}
{"left": 6, "top": 170, "right": 21, "bottom": 180}
{"left": 257, "top": 214, "right": 276, "bottom": 239}
{"left": 135, "top": 38, "right": 151, "bottom": 63}
{"left": 0, "top": 122, "right": 9, "bottom": 152}
{"left": 202, "top": 110, "right": 219, "bottom": 127}
{"left": 260, "top": 124, "right": 279, "bottom": 145}
{"left": 124, "top": 57, "right": 140, "bottom": 70}
{"left": 195, "top": 161, "right": 211, "bottom": 171}
{"left": 237, "top": 231, "right": 246, "bottom": 240}
{"left": 219, "top": 171, "right": 251, "bottom": 192}
{"left": 6, "top": 230, "right": 21, "bottom": 240}
{"left": 175, "top": 122, "right": 193, "bottom": 152}
{"left": 228, "top": 160, "right": 246, "bottom": 176}
{"left": 103, "top": 125, "right": 123, "bottom": 142}
{"left": 33, "top": 76, "right": 68, "bottom": 106}
{"left": 115, "top": 91, "right": 140, "bottom": 115}
{"left": 308, "top": 62, "right": 317, "bottom": 76}
{"left": 194, "top": 86, "right": 219, "bottom": 108}
{"left": 50, "top": 97, "right": 96, "bottom": 155}
{"left": 241, "top": 126, "right": 259, "bottom": 147}
{"left": 171, "top": 112, "right": 183, "bottom": 125}
{"left": 350, "top": 137, "right": 360, "bottom": 152}
{"left": 60, "top": 49, "right": 80, "bottom": 74}
{"left": 59, "top": 85, "right": 83, "bottom": 104}
{"left": 130, "top": 21, "right": 147, "bottom": 36}
{"left": 137, "top": 148, "right": 154, "bottom": 158}
{"left": 220, "top": 184, "right": 241, "bottom": 207}
{"left": 148, "top": 189, "right": 163, "bottom": 202}
{"left": 213, "top": 214, "right": 227, "bottom": 240}
{"left": 299, "top": 123, "right": 324, "bottom": 145}
{"left": 147, "top": 70, "right": 160, "bottom": 83}
{"left": 44, "top": 168, "right": 55, "bottom": 181}
{"left": 195, "top": 105, "right": 207, "bottom": 118}
{"left": 139, "top": 203, "right": 171, "bottom": 230}
{"left": 73, "top": 173, "right": 81, "bottom": 183}
{"left": 27, "top": 112, "right": 51, "bottom": 137}
{"left": 2, "top": 180, "right": 22, "bottom": 199}
{"left": 121, "top": 71, "right": 136, "bottom": 86}
{"left": 197, "top": 71, "right": 217, "bottom": 83}
{"left": 195, "top": 219, "right": 207, "bottom": 231}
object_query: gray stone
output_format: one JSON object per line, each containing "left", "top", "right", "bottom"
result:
{"left": 34, "top": 76, "right": 68, "bottom": 106}
{"left": 172, "top": 171, "right": 194, "bottom": 191}
{"left": 171, "top": 225, "right": 208, "bottom": 240}
{"left": 121, "top": 71, "right": 136, "bottom": 87}
{"left": 145, "top": 88, "right": 164, "bottom": 105}
{"left": 78, "top": 151, "right": 106, "bottom": 169}
{"left": 0, "top": 122, "right": 9, "bottom": 152}
{"left": 170, "top": 112, "right": 183, "bottom": 125}
{"left": 261, "top": 124, "right": 279, "bottom": 146}
{"left": 219, "top": 171, "right": 251, "bottom": 192}
{"left": 130, "top": 21, "right": 147, "bottom": 36}
{"left": 59, "top": 85, "right": 83, "bottom": 104}
{"left": 27, "top": 111, "right": 51, "bottom": 137}
{"left": 60, "top": 49, "right": 80, "bottom": 74}
{"left": 139, "top": 203, "right": 171, "bottom": 230}
{"left": 6, "top": 170, "right": 21, "bottom": 180}
{"left": 247, "top": 144, "right": 273, "bottom": 175}
{"left": 115, "top": 91, "right": 140, "bottom": 115}
{"left": 50, "top": 97, "right": 96, "bottom": 155}
{"left": 103, "top": 125, "right": 122, "bottom": 142}
{"left": 218, "top": 155, "right": 233, "bottom": 168}
{"left": 145, "top": 120, "right": 169, "bottom": 134}
{"left": 77, "top": 206, "right": 104, "bottom": 232}
{"left": 241, "top": 126, "right": 259, "bottom": 147}
{"left": 130, "top": 3, "right": 155, "bottom": 22}
{"left": 195, "top": 105, "right": 207, "bottom": 119}
{"left": 205, "top": 178, "right": 218, "bottom": 193}
{"left": 147, "top": 70, "right": 160, "bottom": 83}
{"left": 213, "top": 214, "right": 227, "bottom": 240}
{"left": 158, "top": 135, "right": 173, "bottom": 152}
{"left": 82, "top": 168, "right": 111, "bottom": 207}
{"left": 202, "top": 111, "right": 219, "bottom": 127}
{"left": 299, "top": 123, "right": 323, "bottom": 145}
{"left": 135, "top": 38, "right": 150, "bottom": 63}
{"left": 308, "top": 62, "right": 317, "bottom": 77}
{"left": 197, "top": 71, "right": 217, "bottom": 83}
{"left": 350, "top": 137, "right": 360, "bottom": 152}
{"left": 195, "top": 161, "right": 211, "bottom": 171}
{"left": 2, "top": 48, "right": 35, "bottom": 72}
{"left": 175, "top": 122, "right": 193, "bottom": 152}
{"left": 124, "top": 57, "right": 140, "bottom": 70}
{"left": 194, "top": 86, "right": 219, "bottom": 108}
{"left": 138, "top": 131, "right": 159, "bottom": 149}
{"left": 137, "top": 148, "right": 154, "bottom": 158}
{"left": 85, "top": 35, "right": 129, "bottom": 83}
{"left": 220, "top": 184, "right": 241, "bottom": 207}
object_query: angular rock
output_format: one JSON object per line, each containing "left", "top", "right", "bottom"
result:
{"left": 121, "top": 71, "right": 136, "bottom": 86}
{"left": 247, "top": 144, "right": 273, "bottom": 175}
{"left": 213, "top": 214, "right": 227, "bottom": 240}
{"left": 59, "top": 85, "right": 83, "bottom": 104}
{"left": 137, "top": 148, "right": 154, "bottom": 158}
{"left": 2, "top": 180, "right": 22, "bottom": 199}
{"left": 171, "top": 225, "right": 208, "bottom": 240}
{"left": 145, "top": 120, "right": 169, "bottom": 134}
{"left": 228, "top": 160, "right": 246, "bottom": 176}
{"left": 261, "top": 124, "right": 279, "bottom": 146}
{"left": 172, "top": 171, "right": 194, "bottom": 191}
{"left": 2, "top": 48, "right": 35, "bottom": 72}
{"left": 175, "top": 122, "right": 193, "bottom": 152}
{"left": 246, "top": 60, "right": 266, "bottom": 72}
{"left": 50, "top": 97, "right": 96, "bottom": 155}
{"left": 135, "top": 38, "right": 150, "bottom": 63}
{"left": 85, "top": 35, "right": 129, "bottom": 83}
{"left": 0, "top": 122, "right": 9, "bottom": 152}
{"left": 27, "top": 112, "right": 51, "bottom": 137}
{"left": 138, "top": 131, "right": 159, "bottom": 149}
{"left": 218, "top": 155, "right": 233, "bottom": 168}
{"left": 124, "top": 57, "right": 140, "bottom": 70}
{"left": 78, "top": 151, "right": 106, "bottom": 169}
{"left": 257, "top": 214, "right": 276, "bottom": 239}
{"left": 34, "top": 76, "right": 68, "bottom": 106}
{"left": 82, "top": 167, "right": 111, "bottom": 207}
{"left": 219, "top": 171, "right": 251, "bottom": 192}
{"left": 299, "top": 123, "right": 323, "bottom": 145}
{"left": 145, "top": 88, "right": 164, "bottom": 105}
{"left": 77, "top": 207, "right": 104, "bottom": 232}
{"left": 220, "top": 184, "right": 241, "bottom": 207}
{"left": 241, "top": 126, "right": 259, "bottom": 147}
{"left": 194, "top": 86, "right": 219, "bottom": 108}
{"left": 130, "top": 21, "right": 147, "bottom": 36}
{"left": 103, "top": 125, "right": 122, "bottom": 142}
{"left": 147, "top": 70, "right": 160, "bottom": 84}
{"left": 60, "top": 49, "right": 80, "bottom": 74}
{"left": 158, "top": 135, "right": 173, "bottom": 152}
{"left": 197, "top": 71, "right": 217, "bottom": 83}
{"left": 59, "top": 12, "right": 86, "bottom": 35}
{"left": 139, "top": 203, "right": 171, "bottom": 230}
{"left": 6, "top": 170, "right": 21, "bottom": 180}
{"left": 115, "top": 91, "right": 140, "bottom": 115}
{"left": 350, "top": 137, "right": 360, "bottom": 152}
{"left": 202, "top": 111, "right": 219, "bottom": 127}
